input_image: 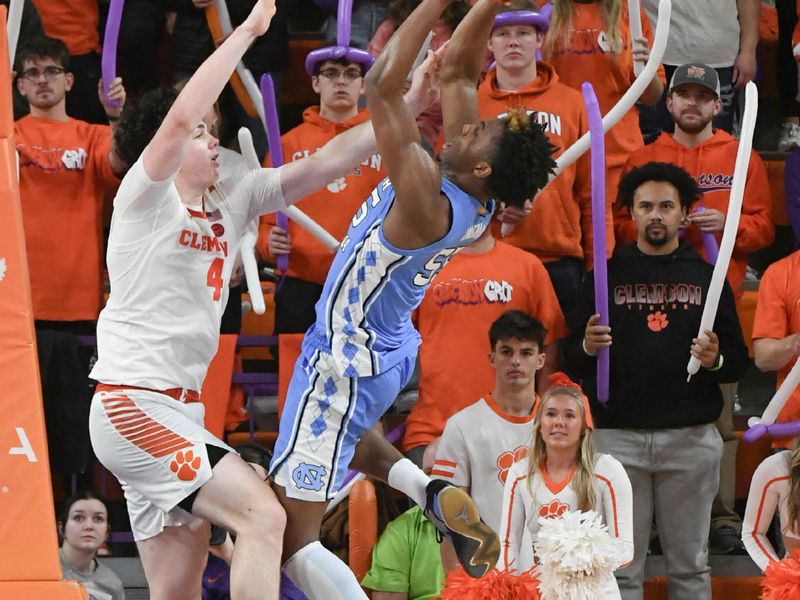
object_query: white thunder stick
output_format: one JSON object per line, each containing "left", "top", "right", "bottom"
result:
{"left": 686, "top": 81, "right": 758, "bottom": 379}
{"left": 748, "top": 357, "right": 800, "bottom": 428}
{"left": 628, "top": 0, "right": 644, "bottom": 77}
{"left": 237, "top": 128, "right": 341, "bottom": 252}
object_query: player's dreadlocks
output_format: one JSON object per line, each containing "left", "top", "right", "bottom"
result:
{"left": 486, "top": 108, "right": 557, "bottom": 208}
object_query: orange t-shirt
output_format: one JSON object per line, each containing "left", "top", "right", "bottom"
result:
{"left": 477, "top": 62, "right": 611, "bottom": 265}
{"left": 32, "top": 0, "right": 101, "bottom": 55}
{"left": 616, "top": 130, "right": 773, "bottom": 295}
{"left": 257, "top": 107, "right": 386, "bottom": 286}
{"left": 752, "top": 251, "right": 800, "bottom": 449}
{"left": 542, "top": 2, "right": 665, "bottom": 207}
{"left": 15, "top": 115, "right": 118, "bottom": 320}
{"left": 402, "top": 240, "right": 568, "bottom": 452}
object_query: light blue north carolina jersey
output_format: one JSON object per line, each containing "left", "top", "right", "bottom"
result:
{"left": 303, "top": 176, "right": 495, "bottom": 378}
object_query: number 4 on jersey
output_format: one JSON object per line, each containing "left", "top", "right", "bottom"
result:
{"left": 206, "top": 257, "right": 224, "bottom": 301}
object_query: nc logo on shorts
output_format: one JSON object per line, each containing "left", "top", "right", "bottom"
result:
{"left": 291, "top": 463, "right": 327, "bottom": 491}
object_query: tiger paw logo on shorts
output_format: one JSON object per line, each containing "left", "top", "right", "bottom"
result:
{"left": 496, "top": 445, "right": 529, "bottom": 485}
{"left": 647, "top": 310, "right": 669, "bottom": 332}
{"left": 538, "top": 499, "right": 570, "bottom": 519}
{"left": 170, "top": 449, "right": 202, "bottom": 481}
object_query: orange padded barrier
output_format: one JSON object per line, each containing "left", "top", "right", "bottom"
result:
{"left": 201, "top": 334, "right": 239, "bottom": 438}
{"left": 736, "top": 289, "right": 758, "bottom": 358}
{"left": 735, "top": 430, "right": 773, "bottom": 500}
{"left": 0, "top": 6, "right": 88, "bottom": 597}
{"left": 710, "top": 576, "right": 763, "bottom": 599}
{"left": 226, "top": 430, "right": 279, "bottom": 450}
{"left": 348, "top": 479, "right": 378, "bottom": 585}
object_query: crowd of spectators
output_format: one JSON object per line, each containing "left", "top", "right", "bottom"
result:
{"left": 15, "top": 0, "right": 800, "bottom": 598}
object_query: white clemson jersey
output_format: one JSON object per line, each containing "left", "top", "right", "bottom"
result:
{"left": 432, "top": 394, "right": 535, "bottom": 534}
{"left": 499, "top": 453, "right": 634, "bottom": 573}
{"left": 90, "top": 157, "right": 285, "bottom": 391}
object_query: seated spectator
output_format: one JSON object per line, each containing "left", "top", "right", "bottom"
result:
{"left": 59, "top": 490, "right": 124, "bottom": 600}
{"left": 753, "top": 249, "right": 800, "bottom": 449}
{"left": 402, "top": 228, "right": 567, "bottom": 464}
{"left": 498, "top": 378, "right": 633, "bottom": 587}
{"left": 361, "top": 442, "right": 445, "bottom": 599}
{"left": 434, "top": 310, "right": 547, "bottom": 571}
{"left": 742, "top": 438, "right": 800, "bottom": 570}
{"left": 258, "top": 52, "right": 385, "bottom": 334}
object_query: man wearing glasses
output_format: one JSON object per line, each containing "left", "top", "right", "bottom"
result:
{"left": 14, "top": 36, "right": 126, "bottom": 474}
{"left": 258, "top": 53, "right": 386, "bottom": 335}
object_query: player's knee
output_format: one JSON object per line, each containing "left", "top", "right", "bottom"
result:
{"left": 237, "top": 494, "right": 286, "bottom": 541}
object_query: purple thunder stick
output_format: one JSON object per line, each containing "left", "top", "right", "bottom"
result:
{"left": 260, "top": 72, "right": 289, "bottom": 273}
{"left": 101, "top": 0, "right": 125, "bottom": 108}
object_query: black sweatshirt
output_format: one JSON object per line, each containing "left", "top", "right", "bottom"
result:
{"left": 567, "top": 241, "right": 748, "bottom": 429}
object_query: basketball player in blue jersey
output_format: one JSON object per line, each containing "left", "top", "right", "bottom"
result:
{"left": 269, "top": 0, "right": 556, "bottom": 597}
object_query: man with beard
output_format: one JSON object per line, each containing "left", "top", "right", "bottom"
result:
{"left": 568, "top": 162, "right": 748, "bottom": 600}
{"left": 615, "top": 62, "right": 772, "bottom": 298}
{"left": 613, "top": 63, "right": 772, "bottom": 555}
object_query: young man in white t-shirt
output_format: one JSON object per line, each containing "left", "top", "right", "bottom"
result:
{"left": 433, "top": 310, "right": 546, "bottom": 571}
{"left": 86, "top": 1, "right": 436, "bottom": 598}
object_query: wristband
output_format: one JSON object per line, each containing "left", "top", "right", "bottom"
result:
{"left": 706, "top": 353, "right": 724, "bottom": 372}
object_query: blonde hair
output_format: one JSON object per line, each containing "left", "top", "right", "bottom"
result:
{"left": 526, "top": 385, "right": 597, "bottom": 511}
{"left": 787, "top": 439, "right": 800, "bottom": 534}
{"left": 543, "top": 0, "right": 623, "bottom": 60}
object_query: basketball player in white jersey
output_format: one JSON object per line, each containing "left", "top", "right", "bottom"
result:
{"left": 86, "top": 1, "right": 438, "bottom": 598}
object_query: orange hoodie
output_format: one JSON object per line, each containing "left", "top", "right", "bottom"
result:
{"left": 257, "top": 107, "right": 386, "bottom": 286}
{"left": 478, "top": 62, "right": 611, "bottom": 264}
{"left": 542, "top": 2, "right": 665, "bottom": 212}
{"left": 616, "top": 130, "right": 773, "bottom": 295}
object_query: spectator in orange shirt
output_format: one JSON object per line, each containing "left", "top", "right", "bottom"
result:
{"left": 478, "top": 2, "right": 600, "bottom": 334}
{"left": 617, "top": 63, "right": 773, "bottom": 298}
{"left": 15, "top": 36, "right": 125, "bottom": 475}
{"left": 403, "top": 227, "right": 567, "bottom": 463}
{"left": 31, "top": 0, "right": 106, "bottom": 124}
{"left": 541, "top": 0, "right": 664, "bottom": 211}
{"left": 258, "top": 54, "right": 386, "bottom": 334}
{"left": 753, "top": 251, "right": 800, "bottom": 451}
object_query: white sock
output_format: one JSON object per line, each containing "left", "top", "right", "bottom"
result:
{"left": 387, "top": 458, "right": 430, "bottom": 508}
{"left": 283, "top": 541, "right": 368, "bottom": 600}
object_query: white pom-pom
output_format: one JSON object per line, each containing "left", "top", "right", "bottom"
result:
{"left": 535, "top": 510, "right": 625, "bottom": 599}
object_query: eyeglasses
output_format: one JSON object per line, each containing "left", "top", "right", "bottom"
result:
{"left": 317, "top": 68, "right": 363, "bottom": 82}
{"left": 20, "top": 66, "right": 66, "bottom": 81}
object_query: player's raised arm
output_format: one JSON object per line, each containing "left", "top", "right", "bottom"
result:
{"left": 278, "top": 49, "right": 442, "bottom": 207}
{"left": 143, "top": 0, "right": 276, "bottom": 181}
{"left": 440, "top": 0, "right": 502, "bottom": 142}
{"left": 363, "top": 0, "right": 450, "bottom": 238}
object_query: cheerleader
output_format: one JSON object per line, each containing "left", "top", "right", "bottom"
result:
{"left": 498, "top": 377, "right": 633, "bottom": 597}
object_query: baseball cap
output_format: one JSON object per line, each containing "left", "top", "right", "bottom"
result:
{"left": 669, "top": 63, "right": 721, "bottom": 97}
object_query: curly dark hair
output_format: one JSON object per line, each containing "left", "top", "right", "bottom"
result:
{"left": 617, "top": 161, "right": 700, "bottom": 210}
{"left": 486, "top": 109, "right": 557, "bottom": 208}
{"left": 489, "top": 309, "right": 547, "bottom": 350}
{"left": 15, "top": 36, "right": 70, "bottom": 74}
{"left": 114, "top": 87, "right": 179, "bottom": 167}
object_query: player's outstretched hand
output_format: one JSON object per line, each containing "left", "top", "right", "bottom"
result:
{"left": 243, "top": 0, "right": 277, "bottom": 38}
{"left": 405, "top": 42, "right": 448, "bottom": 115}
